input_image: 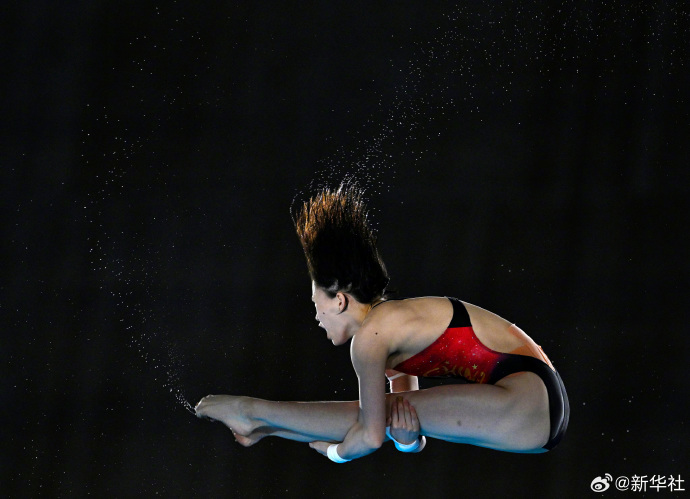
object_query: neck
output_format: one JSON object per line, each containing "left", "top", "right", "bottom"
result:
{"left": 353, "top": 298, "right": 385, "bottom": 327}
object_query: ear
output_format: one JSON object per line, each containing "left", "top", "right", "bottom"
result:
{"left": 336, "top": 292, "right": 349, "bottom": 314}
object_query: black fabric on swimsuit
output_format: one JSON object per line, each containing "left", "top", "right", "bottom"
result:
{"left": 446, "top": 297, "right": 472, "bottom": 328}
{"left": 492, "top": 354, "right": 570, "bottom": 450}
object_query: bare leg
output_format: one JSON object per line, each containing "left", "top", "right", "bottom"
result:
{"left": 403, "top": 373, "right": 550, "bottom": 452}
{"left": 196, "top": 372, "right": 550, "bottom": 452}
{"left": 195, "top": 396, "right": 360, "bottom": 444}
{"left": 233, "top": 427, "right": 318, "bottom": 447}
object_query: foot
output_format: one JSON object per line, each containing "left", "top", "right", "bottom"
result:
{"left": 233, "top": 427, "right": 273, "bottom": 447}
{"left": 195, "top": 395, "right": 257, "bottom": 437}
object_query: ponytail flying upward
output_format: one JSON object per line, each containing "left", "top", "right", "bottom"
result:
{"left": 292, "top": 183, "right": 389, "bottom": 304}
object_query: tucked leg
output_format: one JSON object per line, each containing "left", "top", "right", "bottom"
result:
{"left": 196, "top": 372, "right": 550, "bottom": 452}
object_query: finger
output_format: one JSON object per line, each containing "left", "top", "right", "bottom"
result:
{"left": 391, "top": 398, "right": 400, "bottom": 426}
{"left": 410, "top": 404, "right": 420, "bottom": 431}
{"left": 397, "top": 398, "right": 406, "bottom": 427}
{"left": 395, "top": 398, "right": 404, "bottom": 427}
{"left": 403, "top": 399, "right": 412, "bottom": 428}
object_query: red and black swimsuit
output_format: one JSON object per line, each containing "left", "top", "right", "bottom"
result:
{"left": 392, "top": 297, "right": 569, "bottom": 451}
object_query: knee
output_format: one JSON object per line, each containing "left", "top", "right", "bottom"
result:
{"left": 499, "top": 374, "right": 551, "bottom": 451}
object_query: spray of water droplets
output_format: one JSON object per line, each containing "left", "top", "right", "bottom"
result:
{"left": 83, "top": 2, "right": 688, "bottom": 414}
{"left": 82, "top": 10, "right": 209, "bottom": 416}
{"left": 88, "top": 222, "right": 196, "bottom": 415}
{"left": 303, "top": 1, "right": 688, "bottom": 208}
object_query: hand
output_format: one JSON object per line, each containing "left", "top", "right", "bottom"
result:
{"left": 387, "top": 397, "right": 420, "bottom": 445}
{"left": 309, "top": 440, "right": 332, "bottom": 457}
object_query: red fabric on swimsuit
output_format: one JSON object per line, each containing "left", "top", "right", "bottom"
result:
{"left": 393, "top": 326, "right": 511, "bottom": 384}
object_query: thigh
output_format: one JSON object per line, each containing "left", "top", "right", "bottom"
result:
{"left": 389, "top": 372, "right": 550, "bottom": 452}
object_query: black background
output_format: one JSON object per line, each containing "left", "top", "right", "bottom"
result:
{"left": 3, "top": 1, "right": 689, "bottom": 497}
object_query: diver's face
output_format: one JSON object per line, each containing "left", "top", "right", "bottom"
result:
{"left": 311, "top": 282, "right": 348, "bottom": 345}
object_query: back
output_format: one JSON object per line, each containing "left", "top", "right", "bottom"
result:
{"left": 365, "top": 297, "right": 553, "bottom": 373}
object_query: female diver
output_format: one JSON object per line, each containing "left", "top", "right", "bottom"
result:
{"left": 195, "top": 184, "right": 569, "bottom": 462}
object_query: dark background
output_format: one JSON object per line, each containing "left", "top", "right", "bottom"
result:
{"left": 3, "top": 1, "right": 689, "bottom": 497}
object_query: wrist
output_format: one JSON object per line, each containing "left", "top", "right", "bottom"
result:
{"left": 327, "top": 444, "right": 350, "bottom": 463}
{"left": 394, "top": 437, "right": 421, "bottom": 452}
{"left": 386, "top": 426, "right": 423, "bottom": 452}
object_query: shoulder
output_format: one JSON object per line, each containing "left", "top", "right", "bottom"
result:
{"left": 350, "top": 321, "right": 390, "bottom": 367}
{"left": 366, "top": 296, "right": 451, "bottom": 330}
{"left": 349, "top": 303, "right": 405, "bottom": 369}
{"left": 358, "top": 300, "right": 413, "bottom": 343}
{"left": 365, "top": 298, "right": 419, "bottom": 324}
{"left": 351, "top": 297, "right": 448, "bottom": 357}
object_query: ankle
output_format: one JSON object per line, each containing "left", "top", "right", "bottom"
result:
{"left": 237, "top": 396, "right": 263, "bottom": 429}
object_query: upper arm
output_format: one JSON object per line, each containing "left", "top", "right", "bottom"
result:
{"left": 350, "top": 329, "right": 389, "bottom": 447}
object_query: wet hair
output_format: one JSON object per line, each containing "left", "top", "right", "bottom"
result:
{"left": 292, "top": 183, "right": 390, "bottom": 304}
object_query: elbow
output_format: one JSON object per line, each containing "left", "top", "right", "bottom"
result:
{"left": 363, "top": 430, "right": 384, "bottom": 451}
